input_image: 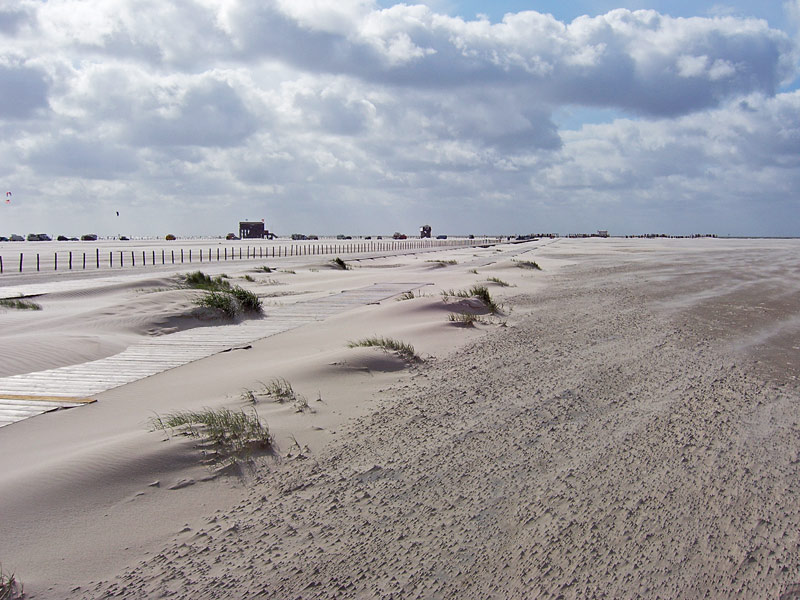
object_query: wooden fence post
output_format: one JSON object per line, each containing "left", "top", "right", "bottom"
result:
{"left": 19, "top": 253, "right": 23, "bottom": 272}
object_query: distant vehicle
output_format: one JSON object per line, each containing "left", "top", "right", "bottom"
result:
{"left": 80, "top": 234, "right": 98, "bottom": 241}
{"left": 119, "top": 236, "right": 129, "bottom": 241}
{"left": 57, "top": 235, "right": 69, "bottom": 241}
{"left": 336, "top": 234, "right": 346, "bottom": 239}
{"left": 165, "top": 234, "right": 176, "bottom": 241}
{"left": 364, "top": 236, "right": 372, "bottom": 239}
{"left": 10, "top": 234, "right": 24, "bottom": 241}
{"left": 436, "top": 234, "right": 447, "bottom": 239}
{"left": 392, "top": 232, "right": 407, "bottom": 240}
{"left": 0, "top": 236, "right": 8, "bottom": 242}
{"left": 225, "top": 233, "right": 239, "bottom": 240}
{"left": 291, "top": 233, "right": 307, "bottom": 240}
{"left": 377, "top": 235, "right": 383, "bottom": 239}
{"left": 468, "top": 234, "right": 475, "bottom": 239}
{"left": 27, "top": 233, "right": 51, "bottom": 241}
{"left": 308, "top": 235, "right": 319, "bottom": 240}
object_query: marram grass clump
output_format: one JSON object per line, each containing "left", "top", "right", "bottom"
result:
{"left": 184, "top": 270, "right": 231, "bottom": 291}
{"left": 514, "top": 259, "right": 542, "bottom": 270}
{"left": 348, "top": 336, "right": 418, "bottom": 361}
{"left": 150, "top": 407, "right": 271, "bottom": 463}
{"left": 0, "top": 565, "right": 23, "bottom": 600}
{"left": 0, "top": 298, "right": 41, "bottom": 310}
{"left": 331, "top": 257, "right": 349, "bottom": 270}
{"left": 441, "top": 285, "right": 501, "bottom": 314}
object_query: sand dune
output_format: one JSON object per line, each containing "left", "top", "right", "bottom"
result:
{"left": 1, "top": 238, "right": 799, "bottom": 599}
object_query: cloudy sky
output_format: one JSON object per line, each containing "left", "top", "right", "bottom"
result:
{"left": 1, "top": 1, "right": 799, "bottom": 237}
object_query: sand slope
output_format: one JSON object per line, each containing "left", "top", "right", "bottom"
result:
{"left": 2, "top": 239, "right": 800, "bottom": 599}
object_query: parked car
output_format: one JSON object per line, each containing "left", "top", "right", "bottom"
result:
{"left": 165, "top": 234, "right": 176, "bottom": 241}
{"left": 291, "top": 233, "right": 307, "bottom": 240}
{"left": 225, "top": 233, "right": 239, "bottom": 240}
{"left": 119, "top": 236, "right": 129, "bottom": 241}
{"left": 27, "top": 233, "right": 51, "bottom": 241}
{"left": 307, "top": 235, "right": 319, "bottom": 240}
{"left": 0, "top": 236, "right": 8, "bottom": 242}
{"left": 392, "top": 232, "right": 407, "bottom": 240}
{"left": 10, "top": 234, "right": 24, "bottom": 241}
{"left": 57, "top": 235, "right": 69, "bottom": 241}
{"left": 80, "top": 234, "right": 98, "bottom": 241}
{"left": 436, "top": 234, "right": 448, "bottom": 239}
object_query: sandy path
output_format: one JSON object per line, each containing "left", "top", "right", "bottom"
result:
{"left": 70, "top": 239, "right": 800, "bottom": 599}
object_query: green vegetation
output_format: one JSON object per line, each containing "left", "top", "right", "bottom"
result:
{"left": 258, "top": 378, "right": 311, "bottom": 413}
{"left": 425, "top": 259, "right": 457, "bottom": 267}
{"left": 0, "top": 298, "right": 41, "bottom": 310}
{"left": 448, "top": 312, "right": 482, "bottom": 326}
{"left": 228, "top": 286, "right": 262, "bottom": 313}
{"left": 347, "top": 336, "right": 418, "bottom": 361}
{"left": 195, "top": 291, "right": 238, "bottom": 318}
{"left": 188, "top": 271, "right": 262, "bottom": 317}
{"left": 184, "top": 270, "right": 231, "bottom": 291}
{"left": 242, "top": 274, "right": 255, "bottom": 282}
{"left": 0, "top": 566, "right": 23, "bottom": 600}
{"left": 441, "top": 285, "right": 501, "bottom": 314}
{"left": 331, "top": 257, "right": 349, "bottom": 270}
{"left": 254, "top": 265, "right": 273, "bottom": 273}
{"left": 282, "top": 269, "right": 296, "bottom": 274}
{"left": 468, "top": 268, "right": 478, "bottom": 274}
{"left": 150, "top": 408, "right": 272, "bottom": 463}
{"left": 514, "top": 260, "right": 542, "bottom": 270}
{"left": 487, "top": 276, "right": 511, "bottom": 287}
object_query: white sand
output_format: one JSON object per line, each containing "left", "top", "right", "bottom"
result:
{"left": 1, "top": 238, "right": 799, "bottom": 599}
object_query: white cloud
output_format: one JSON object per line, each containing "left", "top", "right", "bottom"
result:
{"left": 0, "top": 1, "right": 798, "bottom": 237}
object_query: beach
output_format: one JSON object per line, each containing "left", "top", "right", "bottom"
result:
{"left": 1, "top": 238, "right": 799, "bottom": 599}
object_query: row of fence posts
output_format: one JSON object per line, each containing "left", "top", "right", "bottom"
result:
{"left": 0, "top": 238, "right": 489, "bottom": 274}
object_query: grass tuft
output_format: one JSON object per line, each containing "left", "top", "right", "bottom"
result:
{"left": 0, "top": 298, "right": 41, "bottom": 310}
{"left": 229, "top": 286, "right": 262, "bottom": 313}
{"left": 514, "top": 260, "right": 542, "bottom": 270}
{"left": 242, "top": 274, "right": 255, "bottom": 282}
{"left": 441, "top": 285, "right": 501, "bottom": 314}
{"left": 195, "top": 291, "right": 238, "bottom": 318}
{"left": 448, "top": 312, "right": 481, "bottom": 326}
{"left": 425, "top": 259, "right": 457, "bottom": 267}
{"left": 487, "top": 276, "right": 511, "bottom": 287}
{"left": 347, "top": 336, "right": 418, "bottom": 361}
{"left": 397, "top": 290, "right": 417, "bottom": 301}
{"left": 254, "top": 265, "right": 273, "bottom": 273}
{"left": 0, "top": 566, "right": 23, "bottom": 600}
{"left": 331, "top": 257, "right": 349, "bottom": 270}
{"left": 184, "top": 270, "right": 231, "bottom": 291}
{"left": 259, "top": 378, "right": 311, "bottom": 412}
{"left": 150, "top": 408, "right": 271, "bottom": 463}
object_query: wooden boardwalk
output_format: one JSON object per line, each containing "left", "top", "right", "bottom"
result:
{"left": 0, "top": 282, "right": 428, "bottom": 428}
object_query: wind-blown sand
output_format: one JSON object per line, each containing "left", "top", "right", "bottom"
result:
{"left": 1, "top": 239, "right": 799, "bottom": 599}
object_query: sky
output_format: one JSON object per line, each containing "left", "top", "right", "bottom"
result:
{"left": 1, "top": 1, "right": 799, "bottom": 237}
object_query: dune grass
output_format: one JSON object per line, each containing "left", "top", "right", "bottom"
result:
{"left": 425, "top": 259, "right": 457, "bottom": 267}
{"left": 331, "top": 257, "right": 349, "bottom": 270}
{"left": 448, "top": 312, "right": 482, "bottom": 326}
{"left": 514, "top": 259, "right": 542, "bottom": 270}
{"left": 0, "top": 566, "right": 22, "bottom": 600}
{"left": 196, "top": 291, "right": 239, "bottom": 318}
{"left": 397, "top": 290, "right": 417, "bottom": 301}
{"left": 257, "top": 378, "right": 311, "bottom": 412}
{"left": 253, "top": 265, "right": 273, "bottom": 273}
{"left": 190, "top": 269, "right": 263, "bottom": 317}
{"left": 184, "top": 270, "right": 231, "bottom": 291}
{"left": 150, "top": 407, "right": 271, "bottom": 463}
{"left": 441, "top": 285, "right": 501, "bottom": 314}
{"left": 0, "top": 298, "right": 41, "bottom": 310}
{"left": 347, "top": 336, "right": 418, "bottom": 361}
{"left": 487, "top": 276, "right": 511, "bottom": 287}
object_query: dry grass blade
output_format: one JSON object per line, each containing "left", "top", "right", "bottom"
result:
{"left": 347, "top": 336, "right": 418, "bottom": 361}
{"left": 150, "top": 408, "right": 272, "bottom": 463}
